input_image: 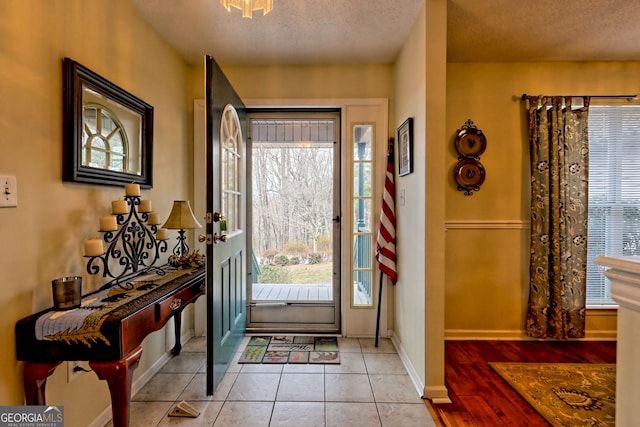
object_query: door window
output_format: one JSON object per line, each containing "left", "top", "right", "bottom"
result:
{"left": 352, "top": 124, "right": 375, "bottom": 306}
{"left": 220, "top": 104, "right": 243, "bottom": 233}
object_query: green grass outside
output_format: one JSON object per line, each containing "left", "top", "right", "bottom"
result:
{"left": 288, "top": 262, "right": 332, "bottom": 284}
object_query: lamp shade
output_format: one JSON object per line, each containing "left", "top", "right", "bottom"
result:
{"left": 161, "top": 200, "right": 202, "bottom": 230}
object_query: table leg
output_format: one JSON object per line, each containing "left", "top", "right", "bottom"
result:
{"left": 22, "top": 361, "right": 62, "bottom": 405}
{"left": 89, "top": 347, "right": 142, "bottom": 427}
{"left": 171, "top": 310, "right": 183, "bottom": 356}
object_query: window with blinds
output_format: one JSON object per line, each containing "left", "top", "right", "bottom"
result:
{"left": 587, "top": 103, "right": 640, "bottom": 306}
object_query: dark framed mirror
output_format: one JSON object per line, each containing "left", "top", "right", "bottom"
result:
{"left": 63, "top": 58, "right": 153, "bottom": 188}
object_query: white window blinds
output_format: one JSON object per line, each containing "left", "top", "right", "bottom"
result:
{"left": 587, "top": 104, "right": 640, "bottom": 306}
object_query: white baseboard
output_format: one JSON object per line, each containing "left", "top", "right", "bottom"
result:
{"left": 87, "top": 405, "right": 112, "bottom": 427}
{"left": 87, "top": 328, "right": 195, "bottom": 427}
{"left": 389, "top": 332, "right": 452, "bottom": 404}
{"left": 389, "top": 333, "right": 424, "bottom": 397}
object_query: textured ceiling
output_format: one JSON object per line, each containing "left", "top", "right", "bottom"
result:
{"left": 447, "top": 0, "right": 640, "bottom": 62}
{"left": 129, "top": 0, "right": 425, "bottom": 65}
{"left": 129, "top": 0, "right": 640, "bottom": 65}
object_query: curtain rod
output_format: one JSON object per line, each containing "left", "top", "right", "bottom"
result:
{"left": 521, "top": 93, "right": 637, "bottom": 101}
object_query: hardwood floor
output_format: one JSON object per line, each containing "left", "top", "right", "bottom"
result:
{"left": 425, "top": 340, "right": 617, "bottom": 426}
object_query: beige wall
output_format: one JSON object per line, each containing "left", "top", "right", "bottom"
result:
{"left": 0, "top": 1, "right": 191, "bottom": 424}
{"left": 394, "top": 7, "right": 427, "bottom": 386}
{"left": 198, "top": 63, "right": 394, "bottom": 101}
{"left": 444, "top": 61, "right": 637, "bottom": 339}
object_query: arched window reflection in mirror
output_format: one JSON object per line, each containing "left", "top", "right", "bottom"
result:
{"left": 83, "top": 104, "right": 129, "bottom": 173}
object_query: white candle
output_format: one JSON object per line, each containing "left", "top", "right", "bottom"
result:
{"left": 138, "top": 199, "right": 152, "bottom": 213}
{"left": 99, "top": 216, "right": 118, "bottom": 231}
{"left": 125, "top": 183, "right": 140, "bottom": 196}
{"left": 112, "top": 200, "right": 128, "bottom": 214}
{"left": 155, "top": 228, "right": 169, "bottom": 240}
{"left": 147, "top": 212, "right": 161, "bottom": 225}
{"left": 84, "top": 239, "right": 104, "bottom": 257}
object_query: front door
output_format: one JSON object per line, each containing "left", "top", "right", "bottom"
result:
{"left": 246, "top": 111, "right": 341, "bottom": 333}
{"left": 205, "top": 55, "right": 246, "bottom": 395}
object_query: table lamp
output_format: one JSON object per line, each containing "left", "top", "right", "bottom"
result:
{"left": 162, "top": 200, "right": 202, "bottom": 257}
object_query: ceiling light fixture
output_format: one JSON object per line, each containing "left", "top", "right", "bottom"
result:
{"left": 221, "top": 0, "right": 273, "bottom": 18}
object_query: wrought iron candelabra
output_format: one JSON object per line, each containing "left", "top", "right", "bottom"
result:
{"left": 84, "top": 186, "right": 169, "bottom": 288}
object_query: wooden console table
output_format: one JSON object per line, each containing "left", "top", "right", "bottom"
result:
{"left": 15, "top": 266, "right": 205, "bottom": 427}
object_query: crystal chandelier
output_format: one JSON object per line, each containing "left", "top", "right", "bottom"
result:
{"left": 221, "top": 0, "right": 273, "bottom": 18}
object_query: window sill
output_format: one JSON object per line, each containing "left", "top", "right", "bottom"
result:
{"left": 586, "top": 305, "right": 618, "bottom": 311}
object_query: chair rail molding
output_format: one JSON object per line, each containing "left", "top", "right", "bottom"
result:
{"left": 445, "top": 220, "right": 530, "bottom": 230}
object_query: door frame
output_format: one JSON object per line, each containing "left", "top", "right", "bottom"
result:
{"left": 243, "top": 98, "right": 389, "bottom": 338}
{"left": 245, "top": 109, "right": 342, "bottom": 333}
{"left": 196, "top": 98, "right": 389, "bottom": 337}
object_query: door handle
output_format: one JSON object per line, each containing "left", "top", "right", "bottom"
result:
{"left": 213, "top": 233, "right": 227, "bottom": 244}
{"left": 199, "top": 234, "right": 212, "bottom": 245}
{"left": 332, "top": 216, "right": 340, "bottom": 223}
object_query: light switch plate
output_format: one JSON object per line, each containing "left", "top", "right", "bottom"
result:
{"left": 398, "top": 189, "right": 406, "bottom": 206}
{"left": 0, "top": 175, "right": 17, "bottom": 208}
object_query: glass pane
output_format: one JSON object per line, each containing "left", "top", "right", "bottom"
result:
{"left": 228, "top": 154, "right": 236, "bottom": 190}
{"left": 109, "top": 132, "right": 123, "bottom": 150}
{"left": 109, "top": 153, "right": 124, "bottom": 171}
{"left": 623, "top": 207, "right": 640, "bottom": 255}
{"left": 353, "top": 198, "right": 372, "bottom": 231}
{"left": 223, "top": 192, "right": 238, "bottom": 232}
{"left": 251, "top": 120, "right": 334, "bottom": 301}
{"left": 84, "top": 107, "right": 97, "bottom": 133}
{"left": 223, "top": 127, "right": 233, "bottom": 148}
{"left": 353, "top": 163, "right": 372, "bottom": 197}
{"left": 222, "top": 150, "right": 229, "bottom": 189}
{"left": 222, "top": 193, "right": 228, "bottom": 228}
{"left": 231, "top": 194, "right": 239, "bottom": 231}
{"left": 353, "top": 124, "right": 373, "bottom": 160}
{"left": 352, "top": 234, "right": 372, "bottom": 269}
{"left": 91, "top": 149, "right": 106, "bottom": 168}
{"left": 91, "top": 137, "right": 106, "bottom": 150}
{"left": 353, "top": 270, "right": 372, "bottom": 305}
{"left": 100, "top": 110, "right": 116, "bottom": 136}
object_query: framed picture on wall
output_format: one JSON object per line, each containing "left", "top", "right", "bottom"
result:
{"left": 397, "top": 117, "right": 413, "bottom": 177}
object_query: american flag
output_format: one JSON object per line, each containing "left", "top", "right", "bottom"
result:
{"left": 376, "top": 144, "right": 397, "bottom": 284}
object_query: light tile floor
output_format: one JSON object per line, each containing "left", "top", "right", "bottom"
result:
{"left": 118, "top": 336, "right": 437, "bottom": 427}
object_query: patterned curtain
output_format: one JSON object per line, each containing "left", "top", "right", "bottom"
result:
{"left": 525, "top": 96, "right": 590, "bottom": 339}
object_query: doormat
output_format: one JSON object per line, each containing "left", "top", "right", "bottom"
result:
{"left": 238, "top": 336, "right": 340, "bottom": 364}
{"left": 489, "top": 362, "right": 615, "bottom": 427}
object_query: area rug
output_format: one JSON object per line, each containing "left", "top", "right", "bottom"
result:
{"left": 238, "top": 336, "right": 339, "bottom": 364}
{"left": 489, "top": 362, "right": 615, "bottom": 427}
